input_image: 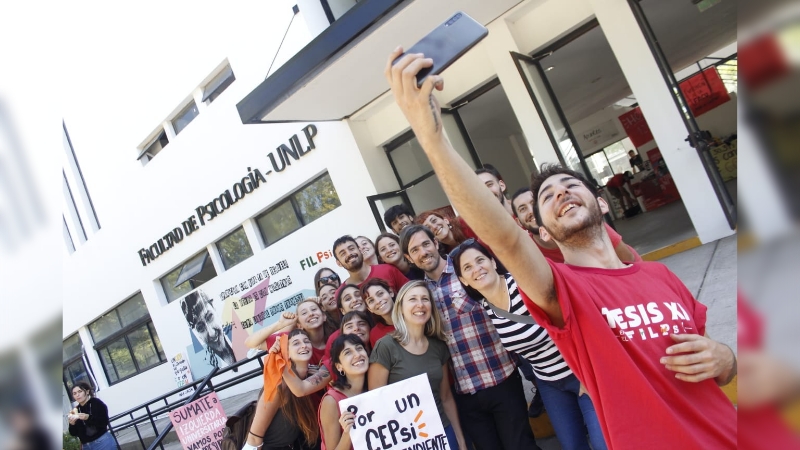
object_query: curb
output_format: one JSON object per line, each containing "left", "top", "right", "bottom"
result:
{"left": 641, "top": 237, "right": 702, "bottom": 261}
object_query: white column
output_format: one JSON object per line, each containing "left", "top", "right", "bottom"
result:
{"left": 588, "top": 0, "right": 735, "bottom": 243}
{"left": 484, "top": 19, "right": 561, "bottom": 167}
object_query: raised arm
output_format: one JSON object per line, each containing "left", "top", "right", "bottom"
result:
{"left": 386, "top": 48, "right": 559, "bottom": 321}
{"left": 244, "top": 312, "right": 297, "bottom": 349}
{"left": 281, "top": 364, "right": 331, "bottom": 397}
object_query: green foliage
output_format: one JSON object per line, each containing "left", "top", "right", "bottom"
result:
{"left": 63, "top": 432, "right": 81, "bottom": 450}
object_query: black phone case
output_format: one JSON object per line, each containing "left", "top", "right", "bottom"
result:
{"left": 394, "top": 11, "right": 488, "bottom": 86}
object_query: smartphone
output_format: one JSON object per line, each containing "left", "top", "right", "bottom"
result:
{"left": 393, "top": 11, "right": 488, "bottom": 86}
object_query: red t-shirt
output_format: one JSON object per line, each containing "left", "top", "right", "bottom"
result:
{"left": 338, "top": 264, "right": 410, "bottom": 298}
{"left": 531, "top": 223, "right": 641, "bottom": 263}
{"left": 321, "top": 330, "right": 341, "bottom": 374}
{"left": 369, "top": 322, "right": 395, "bottom": 348}
{"left": 737, "top": 293, "right": 800, "bottom": 449}
{"left": 606, "top": 173, "right": 626, "bottom": 188}
{"left": 520, "top": 260, "right": 736, "bottom": 449}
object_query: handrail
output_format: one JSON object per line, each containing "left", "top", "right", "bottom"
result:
{"left": 106, "top": 350, "right": 266, "bottom": 450}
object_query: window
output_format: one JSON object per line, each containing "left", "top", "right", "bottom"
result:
{"left": 138, "top": 129, "right": 169, "bottom": 161}
{"left": 386, "top": 134, "right": 434, "bottom": 187}
{"left": 172, "top": 101, "right": 199, "bottom": 135}
{"left": 255, "top": 173, "right": 341, "bottom": 246}
{"left": 88, "top": 293, "right": 166, "bottom": 385}
{"left": 202, "top": 66, "right": 235, "bottom": 103}
{"left": 216, "top": 227, "right": 253, "bottom": 270}
{"left": 63, "top": 334, "right": 92, "bottom": 393}
{"left": 160, "top": 250, "right": 218, "bottom": 303}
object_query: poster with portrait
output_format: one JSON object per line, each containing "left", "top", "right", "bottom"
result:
{"left": 339, "top": 374, "right": 447, "bottom": 450}
{"left": 179, "top": 261, "right": 315, "bottom": 378}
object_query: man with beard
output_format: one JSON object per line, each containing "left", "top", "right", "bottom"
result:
{"left": 511, "top": 186, "right": 640, "bottom": 262}
{"left": 383, "top": 204, "right": 416, "bottom": 235}
{"left": 400, "top": 224, "right": 540, "bottom": 450}
{"left": 476, "top": 165, "right": 513, "bottom": 216}
{"left": 181, "top": 290, "right": 237, "bottom": 368}
{"left": 385, "top": 49, "right": 736, "bottom": 449}
{"left": 332, "top": 235, "right": 408, "bottom": 292}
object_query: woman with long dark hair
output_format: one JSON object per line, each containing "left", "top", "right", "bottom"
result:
{"left": 68, "top": 382, "right": 118, "bottom": 450}
{"left": 243, "top": 329, "right": 320, "bottom": 450}
{"left": 451, "top": 239, "right": 607, "bottom": 450}
{"left": 355, "top": 236, "right": 379, "bottom": 267}
{"left": 368, "top": 280, "right": 466, "bottom": 450}
{"left": 374, "top": 233, "right": 424, "bottom": 280}
{"left": 318, "top": 334, "right": 370, "bottom": 450}
{"left": 318, "top": 283, "right": 342, "bottom": 329}
{"left": 360, "top": 278, "right": 396, "bottom": 347}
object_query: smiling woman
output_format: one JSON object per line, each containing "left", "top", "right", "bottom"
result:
{"left": 367, "top": 280, "right": 466, "bottom": 450}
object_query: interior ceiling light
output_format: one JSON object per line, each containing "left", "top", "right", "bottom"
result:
{"left": 545, "top": 66, "right": 555, "bottom": 71}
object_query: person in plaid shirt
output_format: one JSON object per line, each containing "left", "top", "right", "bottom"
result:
{"left": 400, "top": 224, "right": 541, "bottom": 450}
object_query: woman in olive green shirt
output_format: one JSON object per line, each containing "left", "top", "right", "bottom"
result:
{"left": 367, "top": 280, "right": 466, "bottom": 450}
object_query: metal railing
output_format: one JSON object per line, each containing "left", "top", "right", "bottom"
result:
{"left": 107, "top": 352, "right": 266, "bottom": 450}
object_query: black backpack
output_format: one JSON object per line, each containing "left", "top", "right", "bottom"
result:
{"left": 220, "top": 400, "right": 257, "bottom": 450}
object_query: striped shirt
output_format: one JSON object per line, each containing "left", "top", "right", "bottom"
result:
{"left": 426, "top": 256, "right": 516, "bottom": 395}
{"left": 481, "top": 273, "right": 571, "bottom": 382}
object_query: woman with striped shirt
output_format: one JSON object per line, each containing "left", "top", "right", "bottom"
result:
{"left": 452, "top": 239, "right": 607, "bottom": 450}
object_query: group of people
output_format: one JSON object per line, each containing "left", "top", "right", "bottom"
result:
{"left": 238, "top": 48, "right": 738, "bottom": 450}
{"left": 237, "top": 154, "right": 657, "bottom": 449}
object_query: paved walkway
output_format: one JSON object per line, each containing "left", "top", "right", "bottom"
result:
{"left": 115, "top": 235, "right": 737, "bottom": 450}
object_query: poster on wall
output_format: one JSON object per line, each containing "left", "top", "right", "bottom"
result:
{"left": 339, "top": 374, "right": 447, "bottom": 450}
{"left": 171, "top": 353, "right": 195, "bottom": 397}
{"left": 178, "top": 259, "right": 317, "bottom": 379}
{"left": 169, "top": 391, "right": 227, "bottom": 450}
{"left": 578, "top": 119, "right": 620, "bottom": 151}
{"left": 678, "top": 68, "right": 731, "bottom": 117}
{"left": 618, "top": 107, "right": 654, "bottom": 148}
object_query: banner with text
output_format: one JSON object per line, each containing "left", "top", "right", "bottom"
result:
{"left": 170, "top": 392, "right": 227, "bottom": 450}
{"left": 339, "top": 374, "right": 447, "bottom": 450}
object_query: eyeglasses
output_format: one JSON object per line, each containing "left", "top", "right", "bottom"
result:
{"left": 318, "top": 273, "right": 340, "bottom": 285}
{"left": 448, "top": 238, "right": 476, "bottom": 262}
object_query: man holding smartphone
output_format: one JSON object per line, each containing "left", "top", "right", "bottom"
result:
{"left": 385, "top": 47, "right": 736, "bottom": 449}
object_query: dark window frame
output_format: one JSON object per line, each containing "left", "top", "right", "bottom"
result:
{"left": 172, "top": 100, "right": 200, "bottom": 135}
{"left": 255, "top": 172, "right": 341, "bottom": 247}
{"left": 88, "top": 296, "right": 166, "bottom": 386}
{"left": 160, "top": 249, "right": 219, "bottom": 304}
{"left": 203, "top": 67, "right": 236, "bottom": 103}
{"left": 63, "top": 334, "right": 94, "bottom": 395}
{"left": 215, "top": 226, "right": 254, "bottom": 270}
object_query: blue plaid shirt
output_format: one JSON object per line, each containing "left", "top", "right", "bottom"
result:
{"left": 426, "top": 256, "right": 517, "bottom": 394}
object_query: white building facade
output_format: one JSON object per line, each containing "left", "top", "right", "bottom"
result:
{"left": 63, "top": 0, "right": 737, "bottom": 419}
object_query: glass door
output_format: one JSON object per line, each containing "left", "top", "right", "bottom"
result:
{"left": 511, "top": 52, "right": 594, "bottom": 182}
{"left": 366, "top": 191, "right": 413, "bottom": 233}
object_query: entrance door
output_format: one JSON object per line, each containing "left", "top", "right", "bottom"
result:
{"left": 366, "top": 190, "right": 412, "bottom": 233}
{"left": 511, "top": 52, "right": 594, "bottom": 182}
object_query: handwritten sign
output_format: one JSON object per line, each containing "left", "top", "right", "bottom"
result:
{"left": 171, "top": 353, "right": 195, "bottom": 397}
{"left": 679, "top": 68, "right": 730, "bottom": 117}
{"left": 339, "top": 374, "right": 447, "bottom": 450}
{"left": 170, "top": 392, "right": 227, "bottom": 450}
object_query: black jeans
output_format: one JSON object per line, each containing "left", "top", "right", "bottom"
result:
{"left": 454, "top": 371, "right": 541, "bottom": 450}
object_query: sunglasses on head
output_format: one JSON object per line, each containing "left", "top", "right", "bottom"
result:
{"left": 318, "top": 273, "right": 340, "bottom": 285}
{"left": 448, "top": 237, "right": 476, "bottom": 261}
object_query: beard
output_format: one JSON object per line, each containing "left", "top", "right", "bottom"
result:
{"left": 543, "top": 198, "right": 605, "bottom": 247}
{"left": 345, "top": 254, "right": 364, "bottom": 272}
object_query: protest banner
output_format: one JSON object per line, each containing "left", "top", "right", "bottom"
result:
{"left": 170, "top": 392, "right": 228, "bottom": 450}
{"left": 339, "top": 374, "right": 448, "bottom": 450}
